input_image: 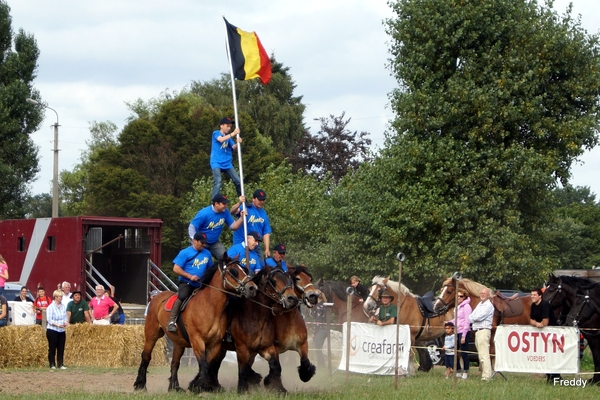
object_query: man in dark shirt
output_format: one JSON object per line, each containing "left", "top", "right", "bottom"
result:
{"left": 530, "top": 287, "right": 560, "bottom": 382}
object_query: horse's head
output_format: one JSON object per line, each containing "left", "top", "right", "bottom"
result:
{"left": 543, "top": 274, "right": 565, "bottom": 309}
{"left": 260, "top": 265, "right": 299, "bottom": 310}
{"left": 220, "top": 254, "right": 257, "bottom": 298}
{"left": 433, "top": 277, "right": 455, "bottom": 312}
{"left": 289, "top": 265, "right": 320, "bottom": 307}
{"left": 363, "top": 276, "right": 387, "bottom": 315}
{"left": 565, "top": 289, "right": 599, "bottom": 328}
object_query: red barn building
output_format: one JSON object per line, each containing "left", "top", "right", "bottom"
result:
{"left": 0, "top": 217, "right": 163, "bottom": 304}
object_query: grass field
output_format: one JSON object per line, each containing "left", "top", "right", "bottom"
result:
{"left": 0, "top": 350, "right": 597, "bottom": 399}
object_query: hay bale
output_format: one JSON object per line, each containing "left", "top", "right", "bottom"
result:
{"left": 0, "top": 324, "right": 167, "bottom": 368}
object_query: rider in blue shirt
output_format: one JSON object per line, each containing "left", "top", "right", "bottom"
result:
{"left": 230, "top": 189, "right": 272, "bottom": 264}
{"left": 227, "top": 231, "right": 264, "bottom": 275}
{"left": 210, "top": 117, "right": 242, "bottom": 199}
{"left": 264, "top": 244, "right": 288, "bottom": 272}
{"left": 167, "top": 232, "right": 214, "bottom": 332}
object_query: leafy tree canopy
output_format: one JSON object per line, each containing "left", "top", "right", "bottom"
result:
{"left": 0, "top": 1, "right": 43, "bottom": 218}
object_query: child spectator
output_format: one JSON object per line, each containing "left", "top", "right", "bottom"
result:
{"left": 442, "top": 321, "right": 455, "bottom": 379}
{"left": 33, "top": 285, "right": 52, "bottom": 326}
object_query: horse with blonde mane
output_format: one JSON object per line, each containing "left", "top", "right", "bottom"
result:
{"left": 433, "top": 276, "right": 533, "bottom": 367}
{"left": 363, "top": 276, "right": 453, "bottom": 372}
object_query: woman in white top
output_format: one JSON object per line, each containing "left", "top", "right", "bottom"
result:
{"left": 46, "top": 289, "right": 69, "bottom": 369}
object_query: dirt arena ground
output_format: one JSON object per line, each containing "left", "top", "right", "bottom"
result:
{"left": 0, "top": 353, "right": 337, "bottom": 396}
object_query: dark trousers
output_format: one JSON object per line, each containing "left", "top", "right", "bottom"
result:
{"left": 457, "top": 332, "right": 470, "bottom": 371}
{"left": 46, "top": 329, "right": 66, "bottom": 367}
{"left": 313, "top": 328, "right": 328, "bottom": 367}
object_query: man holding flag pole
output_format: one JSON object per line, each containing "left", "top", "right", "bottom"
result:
{"left": 222, "top": 16, "right": 272, "bottom": 265}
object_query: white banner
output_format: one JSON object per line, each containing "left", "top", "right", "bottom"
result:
{"left": 338, "top": 322, "right": 411, "bottom": 375}
{"left": 8, "top": 301, "right": 35, "bottom": 326}
{"left": 494, "top": 325, "right": 579, "bottom": 374}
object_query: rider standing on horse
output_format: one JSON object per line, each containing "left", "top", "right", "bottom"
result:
{"left": 264, "top": 244, "right": 288, "bottom": 272}
{"left": 227, "top": 231, "right": 263, "bottom": 274}
{"left": 230, "top": 189, "right": 272, "bottom": 264}
{"left": 168, "top": 232, "right": 213, "bottom": 332}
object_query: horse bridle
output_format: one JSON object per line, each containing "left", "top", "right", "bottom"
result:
{"left": 566, "top": 291, "right": 590, "bottom": 328}
{"left": 292, "top": 272, "right": 318, "bottom": 307}
{"left": 434, "top": 284, "right": 454, "bottom": 314}
{"left": 262, "top": 268, "right": 295, "bottom": 308}
{"left": 220, "top": 260, "right": 253, "bottom": 296}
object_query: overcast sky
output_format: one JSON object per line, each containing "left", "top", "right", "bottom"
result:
{"left": 7, "top": 0, "right": 600, "bottom": 198}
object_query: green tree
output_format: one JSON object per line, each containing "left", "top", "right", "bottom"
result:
{"left": 190, "top": 56, "right": 306, "bottom": 156}
{"left": 0, "top": 1, "right": 43, "bottom": 219}
{"left": 548, "top": 185, "right": 600, "bottom": 269}
{"left": 328, "top": 0, "right": 600, "bottom": 290}
{"left": 289, "top": 113, "right": 373, "bottom": 184}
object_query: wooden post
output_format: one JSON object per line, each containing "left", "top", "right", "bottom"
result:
{"left": 452, "top": 272, "right": 461, "bottom": 389}
{"left": 394, "top": 252, "right": 405, "bottom": 389}
{"left": 325, "top": 305, "right": 333, "bottom": 376}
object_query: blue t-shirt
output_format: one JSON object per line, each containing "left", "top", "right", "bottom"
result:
{"left": 227, "top": 243, "right": 264, "bottom": 274}
{"left": 173, "top": 246, "right": 213, "bottom": 288}
{"left": 232, "top": 203, "right": 272, "bottom": 244}
{"left": 188, "top": 205, "right": 235, "bottom": 244}
{"left": 265, "top": 257, "right": 288, "bottom": 272}
{"left": 210, "top": 129, "right": 235, "bottom": 170}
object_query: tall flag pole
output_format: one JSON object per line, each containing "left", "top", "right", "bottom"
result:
{"left": 223, "top": 16, "right": 272, "bottom": 268}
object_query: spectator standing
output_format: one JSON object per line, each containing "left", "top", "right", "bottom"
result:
{"left": 144, "top": 290, "right": 160, "bottom": 318}
{"left": 468, "top": 287, "right": 494, "bottom": 381}
{"left": 0, "top": 254, "right": 8, "bottom": 296}
{"left": 530, "top": 287, "right": 561, "bottom": 382}
{"left": 89, "top": 285, "right": 117, "bottom": 325}
{"left": 442, "top": 321, "right": 456, "bottom": 379}
{"left": 0, "top": 294, "right": 8, "bottom": 327}
{"left": 312, "top": 293, "right": 329, "bottom": 368}
{"left": 46, "top": 289, "right": 69, "bottom": 369}
{"left": 230, "top": 190, "right": 272, "bottom": 263}
{"left": 14, "top": 286, "right": 33, "bottom": 303}
{"left": 264, "top": 244, "right": 288, "bottom": 272}
{"left": 33, "top": 286, "right": 52, "bottom": 326}
{"left": 60, "top": 282, "right": 72, "bottom": 307}
{"left": 106, "top": 287, "right": 125, "bottom": 324}
{"left": 66, "top": 291, "right": 91, "bottom": 324}
{"left": 210, "top": 117, "right": 242, "bottom": 199}
{"left": 349, "top": 276, "right": 368, "bottom": 301}
{"left": 370, "top": 291, "right": 397, "bottom": 325}
{"left": 456, "top": 289, "right": 472, "bottom": 379}
{"left": 227, "top": 231, "right": 264, "bottom": 274}
{"left": 188, "top": 194, "right": 246, "bottom": 261}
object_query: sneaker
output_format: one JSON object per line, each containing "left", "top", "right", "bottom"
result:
{"left": 167, "top": 322, "right": 177, "bottom": 332}
{"left": 60, "top": 366, "right": 67, "bottom": 370}
{"left": 50, "top": 366, "right": 56, "bottom": 370}
{"left": 462, "top": 373, "right": 468, "bottom": 380}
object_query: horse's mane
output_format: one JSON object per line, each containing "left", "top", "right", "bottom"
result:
{"left": 290, "top": 264, "right": 313, "bottom": 280}
{"left": 552, "top": 274, "right": 595, "bottom": 287}
{"left": 319, "top": 280, "right": 348, "bottom": 301}
{"left": 371, "top": 276, "right": 414, "bottom": 298}
{"left": 459, "top": 278, "right": 492, "bottom": 297}
{"left": 198, "top": 264, "right": 220, "bottom": 288}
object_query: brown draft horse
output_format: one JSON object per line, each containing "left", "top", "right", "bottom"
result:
{"left": 211, "top": 265, "right": 300, "bottom": 394}
{"left": 133, "top": 255, "right": 257, "bottom": 393}
{"left": 316, "top": 279, "right": 369, "bottom": 324}
{"left": 433, "top": 277, "right": 533, "bottom": 363}
{"left": 363, "top": 276, "right": 453, "bottom": 372}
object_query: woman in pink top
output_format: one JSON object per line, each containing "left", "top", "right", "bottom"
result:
{"left": 456, "top": 290, "right": 472, "bottom": 379}
{"left": 0, "top": 254, "right": 8, "bottom": 296}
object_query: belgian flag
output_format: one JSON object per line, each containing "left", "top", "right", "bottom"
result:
{"left": 224, "top": 18, "right": 272, "bottom": 85}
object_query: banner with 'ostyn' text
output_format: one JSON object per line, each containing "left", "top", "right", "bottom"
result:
{"left": 338, "top": 322, "right": 411, "bottom": 375}
{"left": 494, "top": 325, "right": 579, "bottom": 374}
